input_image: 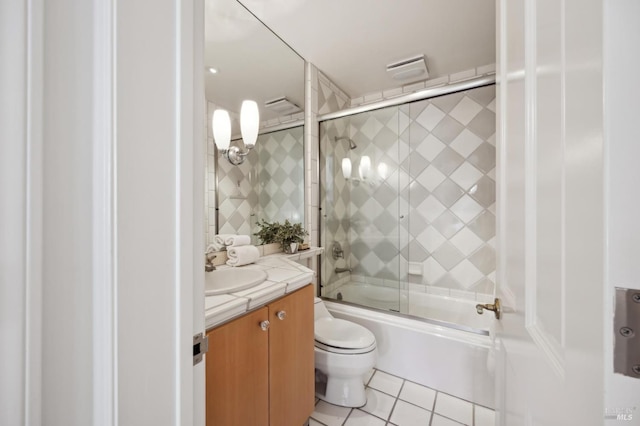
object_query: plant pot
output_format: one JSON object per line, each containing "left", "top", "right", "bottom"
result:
{"left": 284, "top": 242, "right": 298, "bottom": 254}
{"left": 262, "top": 243, "right": 282, "bottom": 256}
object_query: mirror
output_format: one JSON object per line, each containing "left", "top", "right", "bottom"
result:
{"left": 204, "top": 0, "right": 305, "bottom": 246}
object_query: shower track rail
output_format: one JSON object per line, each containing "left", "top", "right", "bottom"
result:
{"left": 317, "top": 75, "right": 496, "bottom": 123}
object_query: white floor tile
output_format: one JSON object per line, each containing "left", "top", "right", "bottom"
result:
{"left": 360, "top": 388, "right": 396, "bottom": 421}
{"left": 309, "top": 419, "right": 325, "bottom": 426}
{"left": 431, "top": 414, "right": 465, "bottom": 426}
{"left": 368, "top": 370, "right": 404, "bottom": 397}
{"left": 398, "top": 381, "right": 436, "bottom": 410}
{"left": 389, "top": 400, "right": 432, "bottom": 426}
{"left": 311, "top": 400, "right": 352, "bottom": 426}
{"left": 474, "top": 405, "right": 495, "bottom": 426}
{"left": 434, "top": 393, "right": 473, "bottom": 425}
{"left": 344, "top": 409, "right": 386, "bottom": 426}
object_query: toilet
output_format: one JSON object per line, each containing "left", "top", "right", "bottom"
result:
{"left": 313, "top": 298, "right": 377, "bottom": 407}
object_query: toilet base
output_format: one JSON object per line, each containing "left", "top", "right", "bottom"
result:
{"left": 316, "top": 373, "right": 368, "bottom": 407}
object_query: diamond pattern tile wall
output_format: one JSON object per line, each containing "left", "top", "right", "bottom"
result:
{"left": 217, "top": 126, "right": 304, "bottom": 244}
{"left": 320, "top": 86, "right": 496, "bottom": 300}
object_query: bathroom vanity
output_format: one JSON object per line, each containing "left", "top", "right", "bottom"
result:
{"left": 203, "top": 256, "right": 316, "bottom": 426}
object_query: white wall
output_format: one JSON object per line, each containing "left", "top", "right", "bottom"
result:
{"left": 604, "top": 0, "right": 640, "bottom": 416}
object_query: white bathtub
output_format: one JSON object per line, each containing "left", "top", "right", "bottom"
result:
{"left": 328, "top": 282, "right": 494, "bottom": 333}
{"left": 324, "top": 298, "right": 496, "bottom": 408}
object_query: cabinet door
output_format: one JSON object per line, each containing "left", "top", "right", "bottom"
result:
{"left": 268, "top": 285, "right": 315, "bottom": 426}
{"left": 206, "top": 307, "right": 269, "bottom": 426}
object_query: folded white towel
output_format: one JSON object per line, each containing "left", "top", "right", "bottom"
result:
{"left": 225, "top": 234, "right": 251, "bottom": 247}
{"left": 226, "top": 245, "right": 260, "bottom": 267}
{"left": 214, "top": 234, "right": 234, "bottom": 246}
{"left": 206, "top": 243, "right": 222, "bottom": 252}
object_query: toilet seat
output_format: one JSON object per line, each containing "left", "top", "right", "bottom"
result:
{"left": 314, "top": 317, "right": 376, "bottom": 353}
{"left": 315, "top": 340, "right": 377, "bottom": 355}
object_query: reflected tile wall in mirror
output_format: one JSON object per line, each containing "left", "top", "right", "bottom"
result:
{"left": 206, "top": 106, "right": 305, "bottom": 246}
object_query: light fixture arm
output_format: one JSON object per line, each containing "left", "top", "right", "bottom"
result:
{"left": 220, "top": 145, "right": 253, "bottom": 165}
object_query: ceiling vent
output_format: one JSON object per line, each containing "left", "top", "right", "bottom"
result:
{"left": 264, "top": 97, "right": 302, "bottom": 115}
{"left": 386, "top": 55, "right": 429, "bottom": 81}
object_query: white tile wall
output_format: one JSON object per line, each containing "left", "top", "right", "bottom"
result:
{"left": 320, "top": 85, "right": 497, "bottom": 304}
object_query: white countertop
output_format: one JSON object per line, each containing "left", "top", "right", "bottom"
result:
{"left": 204, "top": 255, "right": 316, "bottom": 330}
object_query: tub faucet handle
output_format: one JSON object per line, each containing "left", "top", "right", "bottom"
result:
{"left": 475, "top": 298, "right": 501, "bottom": 320}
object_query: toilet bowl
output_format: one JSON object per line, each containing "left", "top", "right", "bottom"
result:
{"left": 314, "top": 298, "right": 377, "bottom": 407}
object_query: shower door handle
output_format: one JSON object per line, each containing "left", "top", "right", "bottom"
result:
{"left": 476, "top": 298, "right": 501, "bottom": 320}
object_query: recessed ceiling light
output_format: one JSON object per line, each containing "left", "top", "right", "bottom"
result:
{"left": 207, "top": 67, "right": 218, "bottom": 74}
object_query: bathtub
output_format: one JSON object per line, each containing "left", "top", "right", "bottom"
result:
{"left": 323, "top": 293, "right": 496, "bottom": 408}
{"left": 327, "top": 282, "right": 494, "bottom": 333}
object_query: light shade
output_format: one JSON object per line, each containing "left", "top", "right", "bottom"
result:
{"left": 212, "top": 109, "right": 231, "bottom": 151}
{"left": 240, "top": 100, "right": 259, "bottom": 148}
{"left": 359, "top": 156, "right": 371, "bottom": 180}
{"left": 341, "top": 158, "right": 352, "bottom": 179}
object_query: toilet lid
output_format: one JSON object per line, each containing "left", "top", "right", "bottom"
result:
{"left": 314, "top": 317, "right": 376, "bottom": 350}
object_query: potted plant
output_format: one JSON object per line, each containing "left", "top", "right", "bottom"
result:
{"left": 275, "top": 220, "right": 308, "bottom": 254}
{"left": 254, "top": 219, "right": 307, "bottom": 254}
{"left": 254, "top": 219, "right": 280, "bottom": 245}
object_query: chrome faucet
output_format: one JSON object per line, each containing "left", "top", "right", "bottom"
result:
{"left": 205, "top": 248, "right": 217, "bottom": 272}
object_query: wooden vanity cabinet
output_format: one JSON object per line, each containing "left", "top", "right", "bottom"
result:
{"left": 205, "top": 285, "right": 314, "bottom": 426}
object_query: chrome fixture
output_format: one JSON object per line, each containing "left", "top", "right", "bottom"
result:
{"left": 331, "top": 241, "right": 344, "bottom": 260}
{"left": 334, "top": 136, "right": 357, "bottom": 150}
{"left": 212, "top": 100, "right": 260, "bottom": 165}
{"left": 476, "top": 298, "right": 501, "bottom": 320}
{"left": 205, "top": 248, "right": 217, "bottom": 272}
{"left": 334, "top": 267, "right": 352, "bottom": 274}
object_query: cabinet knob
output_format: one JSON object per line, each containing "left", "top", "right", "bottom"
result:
{"left": 276, "top": 310, "right": 287, "bottom": 321}
{"left": 259, "top": 320, "right": 270, "bottom": 331}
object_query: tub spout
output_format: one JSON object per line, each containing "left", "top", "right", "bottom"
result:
{"left": 334, "top": 267, "right": 352, "bottom": 273}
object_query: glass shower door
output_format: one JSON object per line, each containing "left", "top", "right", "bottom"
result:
{"left": 319, "top": 106, "right": 405, "bottom": 312}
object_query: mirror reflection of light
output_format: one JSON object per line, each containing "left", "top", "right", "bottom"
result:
{"left": 469, "top": 184, "right": 478, "bottom": 195}
{"left": 212, "top": 109, "right": 231, "bottom": 150}
{"left": 240, "top": 100, "right": 259, "bottom": 148}
{"left": 377, "top": 162, "right": 388, "bottom": 180}
{"left": 359, "top": 156, "right": 371, "bottom": 180}
{"left": 208, "top": 67, "right": 218, "bottom": 74}
{"left": 341, "top": 158, "right": 352, "bottom": 180}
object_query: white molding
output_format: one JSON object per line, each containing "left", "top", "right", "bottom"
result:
{"left": 92, "top": 0, "right": 117, "bottom": 424}
{"left": 495, "top": 0, "right": 508, "bottom": 301}
{"left": 527, "top": 322, "right": 565, "bottom": 379}
{"left": 26, "top": 0, "right": 44, "bottom": 424}
{"left": 559, "top": 0, "right": 567, "bottom": 349}
{"left": 523, "top": 0, "right": 538, "bottom": 329}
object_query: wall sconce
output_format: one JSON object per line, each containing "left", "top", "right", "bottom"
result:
{"left": 341, "top": 158, "right": 352, "bottom": 179}
{"left": 359, "top": 156, "right": 371, "bottom": 180}
{"left": 212, "top": 100, "right": 260, "bottom": 165}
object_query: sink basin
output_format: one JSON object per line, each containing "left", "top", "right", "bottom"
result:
{"left": 205, "top": 268, "right": 268, "bottom": 296}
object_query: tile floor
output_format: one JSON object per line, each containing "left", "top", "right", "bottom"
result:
{"left": 309, "top": 369, "right": 495, "bottom": 426}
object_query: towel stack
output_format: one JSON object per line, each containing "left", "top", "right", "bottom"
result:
{"left": 214, "top": 234, "right": 251, "bottom": 248}
{"left": 214, "top": 234, "right": 260, "bottom": 267}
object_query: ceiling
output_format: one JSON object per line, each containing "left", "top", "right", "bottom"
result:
{"left": 239, "top": 0, "right": 496, "bottom": 99}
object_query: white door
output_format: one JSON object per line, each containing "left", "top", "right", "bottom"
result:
{"left": 495, "top": 0, "right": 606, "bottom": 424}
{"left": 0, "top": 1, "right": 206, "bottom": 425}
